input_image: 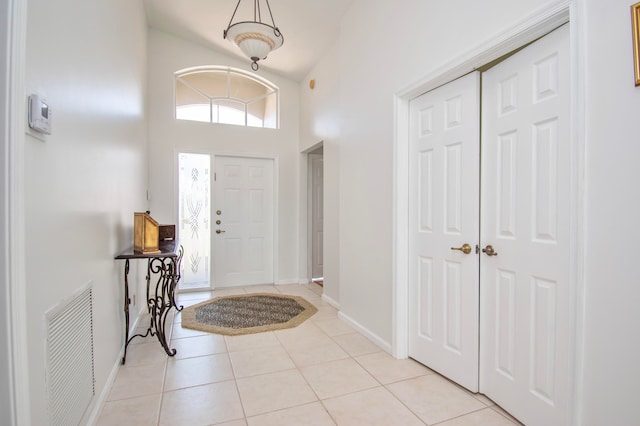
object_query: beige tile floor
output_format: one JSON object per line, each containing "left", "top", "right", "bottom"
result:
{"left": 97, "top": 283, "right": 522, "bottom": 426}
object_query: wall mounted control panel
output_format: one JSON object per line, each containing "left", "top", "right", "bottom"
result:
{"left": 28, "top": 94, "right": 51, "bottom": 134}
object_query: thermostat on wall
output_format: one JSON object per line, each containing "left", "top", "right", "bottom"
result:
{"left": 28, "top": 94, "right": 51, "bottom": 134}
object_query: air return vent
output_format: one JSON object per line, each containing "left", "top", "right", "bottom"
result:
{"left": 45, "top": 284, "right": 95, "bottom": 426}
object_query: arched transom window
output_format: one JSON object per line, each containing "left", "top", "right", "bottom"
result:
{"left": 175, "top": 67, "right": 279, "bottom": 129}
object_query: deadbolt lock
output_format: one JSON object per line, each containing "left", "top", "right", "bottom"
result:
{"left": 216, "top": 220, "right": 221, "bottom": 225}
{"left": 216, "top": 210, "right": 222, "bottom": 215}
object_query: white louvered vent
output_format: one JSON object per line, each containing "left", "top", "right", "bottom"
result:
{"left": 45, "top": 284, "right": 95, "bottom": 426}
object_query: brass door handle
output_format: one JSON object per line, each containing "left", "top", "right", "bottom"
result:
{"left": 482, "top": 245, "right": 498, "bottom": 256}
{"left": 451, "top": 243, "right": 472, "bottom": 255}
{"left": 216, "top": 229, "right": 225, "bottom": 234}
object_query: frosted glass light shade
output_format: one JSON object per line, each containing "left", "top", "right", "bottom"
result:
{"left": 225, "top": 21, "right": 284, "bottom": 62}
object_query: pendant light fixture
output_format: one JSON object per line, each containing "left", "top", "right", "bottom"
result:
{"left": 223, "top": 0, "right": 284, "bottom": 71}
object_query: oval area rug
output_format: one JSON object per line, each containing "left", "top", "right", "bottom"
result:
{"left": 181, "top": 293, "right": 318, "bottom": 336}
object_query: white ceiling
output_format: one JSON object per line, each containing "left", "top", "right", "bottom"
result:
{"left": 143, "top": 0, "right": 354, "bottom": 82}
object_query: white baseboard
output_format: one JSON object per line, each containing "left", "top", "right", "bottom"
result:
{"left": 84, "top": 347, "right": 124, "bottom": 425}
{"left": 85, "top": 305, "right": 145, "bottom": 425}
{"left": 275, "top": 279, "right": 300, "bottom": 285}
{"left": 337, "top": 311, "right": 393, "bottom": 355}
{"left": 321, "top": 293, "right": 340, "bottom": 310}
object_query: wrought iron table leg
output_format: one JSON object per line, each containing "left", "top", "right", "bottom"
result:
{"left": 122, "top": 259, "right": 130, "bottom": 364}
{"left": 148, "top": 257, "right": 177, "bottom": 357}
{"left": 169, "top": 245, "right": 184, "bottom": 312}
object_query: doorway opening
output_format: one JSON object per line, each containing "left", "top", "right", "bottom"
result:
{"left": 308, "top": 145, "right": 324, "bottom": 285}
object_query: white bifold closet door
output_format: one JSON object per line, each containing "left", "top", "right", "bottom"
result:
{"left": 480, "top": 23, "right": 571, "bottom": 426}
{"left": 408, "top": 71, "right": 481, "bottom": 393}
{"left": 408, "top": 23, "right": 572, "bottom": 426}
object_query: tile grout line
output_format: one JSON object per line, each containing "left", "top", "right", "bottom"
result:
{"left": 155, "top": 320, "right": 172, "bottom": 426}
{"left": 222, "top": 334, "right": 249, "bottom": 424}
{"left": 429, "top": 405, "right": 519, "bottom": 426}
{"left": 271, "top": 316, "right": 366, "bottom": 424}
{"left": 350, "top": 356, "right": 430, "bottom": 426}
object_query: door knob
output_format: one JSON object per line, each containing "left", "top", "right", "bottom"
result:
{"left": 451, "top": 243, "right": 472, "bottom": 255}
{"left": 216, "top": 229, "right": 225, "bottom": 234}
{"left": 482, "top": 245, "right": 498, "bottom": 256}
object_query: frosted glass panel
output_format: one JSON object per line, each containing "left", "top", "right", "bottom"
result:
{"left": 178, "top": 153, "right": 211, "bottom": 289}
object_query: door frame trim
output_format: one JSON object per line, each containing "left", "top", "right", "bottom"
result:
{"left": 392, "top": 1, "right": 584, "bottom": 422}
{"left": 5, "top": 0, "right": 31, "bottom": 423}
{"left": 300, "top": 141, "right": 324, "bottom": 284}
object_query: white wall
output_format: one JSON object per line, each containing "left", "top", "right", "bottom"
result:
{"left": 147, "top": 29, "right": 302, "bottom": 285}
{"left": 24, "top": 0, "right": 148, "bottom": 423}
{"left": 580, "top": 0, "right": 640, "bottom": 423}
{"left": 336, "top": 0, "right": 559, "bottom": 346}
{"left": 299, "top": 43, "right": 341, "bottom": 304}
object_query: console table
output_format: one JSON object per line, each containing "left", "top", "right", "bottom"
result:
{"left": 115, "top": 240, "right": 183, "bottom": 364}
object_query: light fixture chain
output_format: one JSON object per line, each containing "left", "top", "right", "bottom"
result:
{"left": 225, "top": 0, "right": 242, "bottom": 35}
{"left": 265, "top": 0, "right": 278, "bottom": 27}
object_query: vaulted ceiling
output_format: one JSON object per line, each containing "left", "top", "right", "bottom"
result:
{"left": 143, "top": 0, "right": 354, "bottom": 81}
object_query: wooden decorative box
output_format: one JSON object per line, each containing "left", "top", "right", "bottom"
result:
{"left": 159, "top": 224, "right": 175, "bottom": 241}
{"left": 134, "top": 212, "right": 160, "bottom": 254}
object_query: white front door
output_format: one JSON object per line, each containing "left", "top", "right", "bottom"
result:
{"left": 480, "top": 24, "right": 571, "bottom": 425}
{"left": 408, "top": 72, "right": 481, "bottom": 392}
{"left": 213, "top": 156, "right": 274, "bottom": 287}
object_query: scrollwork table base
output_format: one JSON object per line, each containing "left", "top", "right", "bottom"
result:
{"left": 115, "top": 240, "right": 184, "bottom": 364}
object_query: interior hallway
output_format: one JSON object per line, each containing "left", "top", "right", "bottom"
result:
{"left": 96, "top": 283, "right": 521, "bottom": 426}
